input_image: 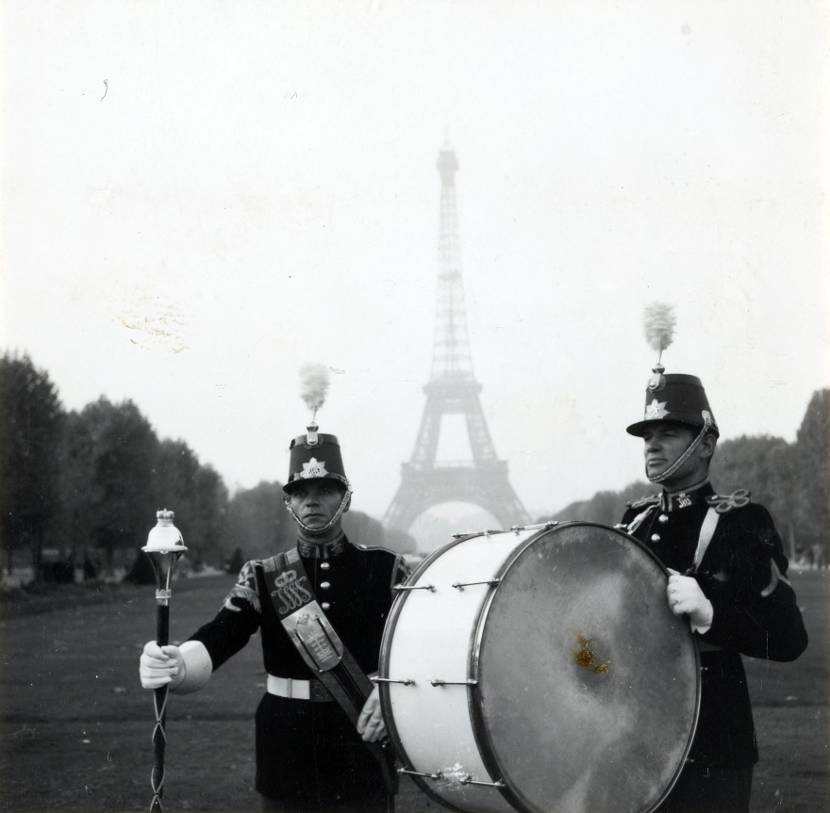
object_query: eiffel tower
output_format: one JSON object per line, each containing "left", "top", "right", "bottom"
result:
{"left": 384, "top": 144, "right": 530, "bottom": 533}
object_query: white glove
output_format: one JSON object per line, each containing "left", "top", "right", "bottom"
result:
{"left": 139, "top": 641, "right": 184, "bottom": 690}
{"left": 356, "top": 686, "right": 386, "bottom": 743}
{"left": 667, "top": 571, "right": 714, "bottom": 633}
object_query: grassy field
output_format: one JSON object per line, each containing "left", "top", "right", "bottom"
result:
{"left": 0, "top": 569, "right": 826, "bottom": 812}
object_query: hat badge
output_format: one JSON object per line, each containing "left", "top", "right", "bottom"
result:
{"left": 300, "top": 458, "right": 329, "bottom": 479}
{"left": 644, "top": 398, "right": 669, "bottom": 420}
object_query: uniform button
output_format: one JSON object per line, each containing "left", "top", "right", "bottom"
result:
{"left": 650, "top": 533, "right": 661, "bottom": 543}
{"left": 320, "top": 581, "right": 331, "bottom": 590}
{"left": 320, "top": 562, "right": 331, "bottom": 570}
{"left": 658, "top": 514, "right": 669, "bottom": 524}
{"left": 321, "top": 602, "right": 331, "bottom": 610}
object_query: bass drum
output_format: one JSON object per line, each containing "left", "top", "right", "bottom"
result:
{"left": 378, "top": 522, "right": 700, "bottom": 813}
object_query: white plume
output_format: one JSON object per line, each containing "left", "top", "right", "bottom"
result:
{"left": 643, "top": 302, "right": 676, "bottom": 354}
{"left": 299, "top": 363, "right": 330, "bottom": 417}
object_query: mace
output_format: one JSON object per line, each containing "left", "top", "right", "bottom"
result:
{"left": 142, "top": 509, "right": 187, "bottom": 812}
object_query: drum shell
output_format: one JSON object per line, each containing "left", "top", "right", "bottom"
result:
{"left": 379, "top": 522, "right": 700, "bottom": 813}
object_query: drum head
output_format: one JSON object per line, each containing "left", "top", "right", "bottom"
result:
{"left": 472, "top": 523, "right": 699, "bottom": 813}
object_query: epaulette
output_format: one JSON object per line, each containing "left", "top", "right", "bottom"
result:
{"left": 353, "top": 542, "right": 398, "bottom": 555}
{"left": 705, "top": 488, "right": 752, "bottom": 514}
{"left": 626, "top": 493, "right": 661, "bottom": 510}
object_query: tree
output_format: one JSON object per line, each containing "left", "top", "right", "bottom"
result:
{"left": 226, "top": 481, "right": 290, "bottom": 561}
{"left": 145, "top": 439, "right": 229, "bottom": 568}
{"left": 0, "top": 353, "right": 65, "bottom": 577}
{"left": 56, "top": 409, "right": 97, "bottom": 577}
{"left": 78, "top": 398, "right": 160, "bottom": 573}
{"left": 710, "top": 434, "right": 794, "bottom": 533}
{"left": 792, "top": 389, "right": 830, "bottom": 555}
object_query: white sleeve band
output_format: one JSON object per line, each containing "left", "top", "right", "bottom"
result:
{"left": 173, "top": 640, "right": 213, "bottom": 694}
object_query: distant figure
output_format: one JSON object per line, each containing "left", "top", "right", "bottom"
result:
{"left": 809, "top": 543, "right": 825, "bottom": 570}
{"left": 620, "top": 308, "right": 807, "bottom": 813}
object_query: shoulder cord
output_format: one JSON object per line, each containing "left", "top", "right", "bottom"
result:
{"left": 625, "top": 503, "right": 658, "bottom": 535}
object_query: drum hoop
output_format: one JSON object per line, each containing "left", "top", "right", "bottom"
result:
{"left": 378, "top": 531, "right": 486, "bottom": 812}
{"left": 467, "top": 521, "right": 702, "bottom": 813}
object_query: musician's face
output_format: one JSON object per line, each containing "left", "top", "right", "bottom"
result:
{"left": 288, "top": 480, "right": 347, "bottom": 530}
{"left": 642, "top": 423, "right": 714, "bottom": 488}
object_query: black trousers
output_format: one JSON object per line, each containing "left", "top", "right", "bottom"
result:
{"left": 658, "top": 764, "right": 753, "bottom": 813}
{"left": 259, "top": 791, "right": 394, "bottom": 813}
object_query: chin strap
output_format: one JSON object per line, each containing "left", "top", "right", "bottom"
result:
{"left": 285, "top": 488, "right": 353, "bottom": 536}
{"left": 649, "top": 413, "right": 716, "bottom": 485}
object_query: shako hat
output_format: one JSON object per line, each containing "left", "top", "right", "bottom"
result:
{"left": 627, "top": 303, "right": 718, "bottom": 438}
{"left": 283, "top": 362, "right": 350, "bottom": 494}
{"left": 283, "top": 427, "right": 349, "bottom": 493}
{"left": 627, "top": 373, "right": 718, "bottom": 437}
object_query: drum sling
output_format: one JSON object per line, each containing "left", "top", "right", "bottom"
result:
{"left": 264, "top": 549, "right": 398, "bottom": 795}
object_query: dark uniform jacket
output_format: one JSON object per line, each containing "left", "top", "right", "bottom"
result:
{"left": 188, "top": 536, "right": 407, "bottom": 803}
{"left": 620, "top": 483, "right": 807, "bottom": 769}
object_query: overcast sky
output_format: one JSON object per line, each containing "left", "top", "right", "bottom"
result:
{"left": 2, "top": 2, "right": 828, "bottom": 529}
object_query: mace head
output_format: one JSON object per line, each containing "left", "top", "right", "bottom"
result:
{"left": 142, "top": 509, "right": 187, "bottom": 597}
{"left": 143, "top": 509, "right": 187, "bottom": 554}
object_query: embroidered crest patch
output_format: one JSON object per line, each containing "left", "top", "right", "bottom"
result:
{"left": 271, "top": 569, "right": 313, "bottom": 616}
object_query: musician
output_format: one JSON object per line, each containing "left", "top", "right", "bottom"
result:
{"left": 620, "top": 371, "right": 808, "bottom": 813}
{"left": 139, "top": 425, "right": 407, "bottom": 813}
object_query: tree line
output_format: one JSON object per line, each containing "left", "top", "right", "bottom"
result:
{"left": 547, "top": 389, "right": 830, "bottom": 563}
{"left": 2, "top": 351, "right": 826, "bottom": 581}
{"left": 0, "top": 352, "right": 413, "bottom": 583}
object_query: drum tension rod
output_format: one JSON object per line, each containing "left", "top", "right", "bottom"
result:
{"left": 461, "top": 776, "right": 507, "bottom": 788}
{"left": 510, "top": 521, "right": 559, "bottom": 533}
{"left": 371, "top": 676, "right": 416, "bottom": 686}
{"left": 429, "top": 679, "right": 478, "bottom": 687}
{"left": 393, "top": 584, "right": 436, "bottom": 592}
{"left": 451, "top": 579, "right": 500, "bottom": 590}
{"left": 398, "top": 768, "right": 443, "bottom": 780}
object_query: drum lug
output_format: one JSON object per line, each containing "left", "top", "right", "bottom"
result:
{"left": 393, "top": 583, "right": 436, "bottom": 592}
{"left": 397, "top": 768, "right": 505, "bottom": 789}
{"left": 451, "top": 579, "right": 500, "bottom": 590}
{"left": 429, "top": 679, "right": 478, "bottom": 687}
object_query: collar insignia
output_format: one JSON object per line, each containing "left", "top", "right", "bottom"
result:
{"left": 300, "top": 457, "right": 328, "bottom": 479}
{"left": 644, "top": 398, "right": 669, "bottom": 420}
{"left": 661, "top": 482, "right": 712, "bottom": 512}
{"left": 297, "top": 536, "right": 346, "bottom": 559}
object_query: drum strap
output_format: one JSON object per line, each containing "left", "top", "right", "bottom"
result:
{"left": 261, "top": 549, "right": 398, "bottom": 794}
{"left": 691, "top": 507, "right": 719, "bottom": 573}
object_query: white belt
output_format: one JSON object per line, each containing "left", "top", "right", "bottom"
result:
{"left": 266, "top": 674, "right": 333, "bottom": 702}
{"left": 267, "top": 675, "right": 310, "bottom": 699}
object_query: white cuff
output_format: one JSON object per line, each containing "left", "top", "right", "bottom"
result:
{"left": 691, "top": 600, "right": 714, "bottom": 636}
{"left": 173, "top": 641, "right": 213, "bottom": 694}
